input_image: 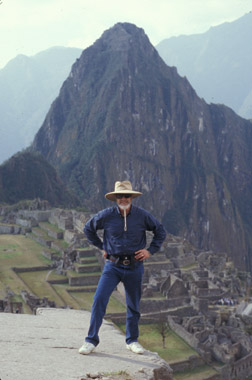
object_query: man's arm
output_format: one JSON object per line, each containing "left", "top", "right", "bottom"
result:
{"left": 145, "top": 213, "right": 166, "bottom": 254}
{"left": 83, "top": 213, "right": 104, "bottom": 250}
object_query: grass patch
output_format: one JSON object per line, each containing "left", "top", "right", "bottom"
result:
{"left": 46, "top": 269, "right": 67, "bottom": 281}
{"left": 18, "top": 270, "right": 65, "bottom": 306}
{"left": 52, "top": 284, "right": 80, "bottom": 309}
{"left": 173, "top": 365, "right": 218, "bottom": 380}
{"left": 0, "top": 248, "right": 23, "bottom": 259}
{"left": 52, "top": 240, "right": 69, "bottom": 249}
{"left": 74, "top": 262, "right": 99, "bottom": 268}
{"left": 180, "top": 263, "right": 199, "bottom": 271}
{"left": 142, "top": 291, "right": 166, "bottom": 300}
{"left": 76, "top": 247, "right": 94, "bottom": 251}
{"left": 39, "top": 222, "right": 64, "bottom": 233}
{"left": 67, "top": 269, "right": 101, "bottom": 277}
{"left": 68, "top": 290, "right": 126, "bottom": 313}
{"left": 116, "top": 323, "right": 197, "bottom": 363}
{"left": 0, "top": 235, "right": 51, "bottom": 298}
{"left": 32, "top": 227, "right": 68, "bottom": 249}
{"left": 32, "top": 227, "right": 51, "bottom": 238}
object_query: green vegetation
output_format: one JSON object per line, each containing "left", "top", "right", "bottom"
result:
{"left": 19, "top": 270, "right": 65, "bottom": 305}
{"left": 140, "top": 324, "right": 197, "bottom": 363}
{"left": 0, "top": 151, "right": 80, "bottom": 207}
{"left": 180, "top": 263, "right": 199, "bottom": 271}
{"left": 39, "top": 222, "right": 64, "bottom": 233}
{"left": 173, "top": 365, "right": 218, "bottom": 380}
{"left": 68, "top": 290, "right": 126, "bottom": 313}
{"left": 0, "top": 234, "right": 124, "bottom": 315}
{"left": 0, "top": 235, "right": 50, "bottom": 298}
{"left": 116, "top": 323, "right": 196, "bottom": 363}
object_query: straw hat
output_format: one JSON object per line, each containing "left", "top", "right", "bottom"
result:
{"left": 105, "top": 181, "right": 142, "bottom": 201}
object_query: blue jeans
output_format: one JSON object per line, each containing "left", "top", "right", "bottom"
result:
{"left": 85, "top": 260, "right": 144, "bottom": 346}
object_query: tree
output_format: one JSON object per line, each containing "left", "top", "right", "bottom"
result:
{"left": 156, "top": 313, "right": 170, "bottom": 349}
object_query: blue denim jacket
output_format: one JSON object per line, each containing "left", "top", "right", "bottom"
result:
{"left": 83, "top": 205, "right": 166, "bottom": 256}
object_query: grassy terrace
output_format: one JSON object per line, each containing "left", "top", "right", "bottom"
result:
{"left": 68, "top": 290, "right": 126, "bottom": 313}
{"left": 39, "top": 222, "right": 64, "bottom": 233}
{"left": 173, "top": 365, "right": 219, "bottom": 380}
{"left": 31, "top": 226, "right": 68, "bottom": 249}
{"left": 67, "top": 269, "right": 101, "bottom": 277}
{"left": 142, "top": 290, "right": 166, "bottom": 300}
{"left": 0, "top": 235, "right": 51, "bottom": 298}
{"left": 0, "top": 235, "right": 121, "bottom": 314}
{"left": 116, "top": 322, "right": 196, "bottom": 362}
{"left": 116, "top": 322, "right": 218, "bottom": 378}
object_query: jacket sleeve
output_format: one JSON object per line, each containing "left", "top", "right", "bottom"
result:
{"left": 145, "top": 212, "right": 166, "bottom": 254}
{"left": 83, "top": 212, "right": 104, "bottom": 250}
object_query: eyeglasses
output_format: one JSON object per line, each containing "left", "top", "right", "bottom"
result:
{"left": 115, "top": 194, "right": 132, "bottom": 199}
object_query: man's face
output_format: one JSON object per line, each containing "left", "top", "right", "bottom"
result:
{"left": 115, "top": 194, "right": 132, "bottom": 210}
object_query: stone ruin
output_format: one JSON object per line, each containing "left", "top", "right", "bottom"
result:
{"left": 0, "top": 287, "right": 23, "bottom": 313}
{"left": 0, "top": 202, "right": 92, "bottom": 313}
{"left": 2, "top": 201, "right": 252, "bottom": 378}
{"left": 142, "top": 242, "right": 252, "bottom": 379}
{"left": 20, "top": 290, "right": 56, "bottom": 313}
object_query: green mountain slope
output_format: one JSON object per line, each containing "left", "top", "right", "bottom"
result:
{"left": 0, "top": 152, "right": 80, "bottom": 207}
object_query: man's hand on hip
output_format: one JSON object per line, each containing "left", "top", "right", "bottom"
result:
{"left": 135, "top": 249, "right": 151, "bottom": 261}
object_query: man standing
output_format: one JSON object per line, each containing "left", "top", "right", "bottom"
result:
{"left": 79, "top": 180, "right": 166, "bottom": 355}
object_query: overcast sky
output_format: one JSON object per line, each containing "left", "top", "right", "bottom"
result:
{"left": 0, "top": 0, "right": 252, "bottom": 69}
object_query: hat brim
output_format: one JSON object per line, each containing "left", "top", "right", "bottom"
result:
{"left": 105, "top": 191, "right": 142, "bottom": 201}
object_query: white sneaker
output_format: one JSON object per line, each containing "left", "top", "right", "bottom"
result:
{"left": 126, "top": 342, "right": 144, "bottom": 354}
{"left": 79, "top": 342, "right": 96, "bottom": 355}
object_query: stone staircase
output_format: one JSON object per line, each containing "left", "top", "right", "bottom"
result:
{"left": 67, "top": 248, "right": 101, "bottom": 287}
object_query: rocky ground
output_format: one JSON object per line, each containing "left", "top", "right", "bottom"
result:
{"left": 0, "top": 308, "right": 173, "bottom": 380}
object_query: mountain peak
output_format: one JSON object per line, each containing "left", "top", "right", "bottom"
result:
{"left": 31, "top": 23, "right": 252, "bottom": 272}
{"left": 100, "top": 22, "right": 145, "bottom": 47}
{"left": 91, "top": 22, "right": 155, "bottom": 57}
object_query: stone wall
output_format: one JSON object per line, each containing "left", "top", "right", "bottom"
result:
{"left": 221, "top": 352, "right": 252, "bottom": 380}
{"left": 42, "top": 249, "right": 61, "bottom": 261}
{"left": 38, "top": 223, "right": 63, "bottom": 239}
{"left": 51, "top": 241, "right": 64, "bottom": 253}
{"left": 64, "top": 229, "right": 76, "bottom": 243}
{"left": 168, "top": 316, "right": 200, "bottom": 353}
{"left": 47, "top": 279, "right": 69, "bottom": 285}
{"left": 29, "top": 234, "right": 52, "bottom": 248}
{"left": 16, "top": 218, "right": 38, "bottom": 228}
{"left": 20, "top": 290, "right": 56, "bottom": 313}
{"left": 164, "top": 243, "right": 184, "bottom": 258}
{"left": 12, "top": 266, "right": 52, "bottom": 273}
{"left": 68, "top": 274, "right": 100, "bottom": 286}
{"left": 72, "top": 211, "right": 91, "bottom": 232}
{"left": 169, "top": 355, "right": 205, "bottom": 372}
{"left": 63, "top": 229, "right": 86, "bottom": 244}
{"left": 140, "top": 297, "right": 191, "bottom": 313}
{"left": 172, "top": 252, "right": 196, "bottom": 268}
{"left": 0, "top": 299, "right": 23, "bottom": 313}
{"left": 0, "top": 224, "right": 21, "bottom": 234}
{"left": 18, "top": 210, "right": 51, "bottom": 222}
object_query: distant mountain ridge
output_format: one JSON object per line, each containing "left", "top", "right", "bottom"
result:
{"left": 0, "top": 46, "right": 82, "bottom": 164}
{"left": 31, "top": 22, "right": 252, "bottom": 271}
{"left": 156, "top": 12, "right": 252, "bottom": 119}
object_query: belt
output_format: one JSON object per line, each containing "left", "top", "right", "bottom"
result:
{"left": 108, "top": 254, "right": 135, "bottom": 266}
